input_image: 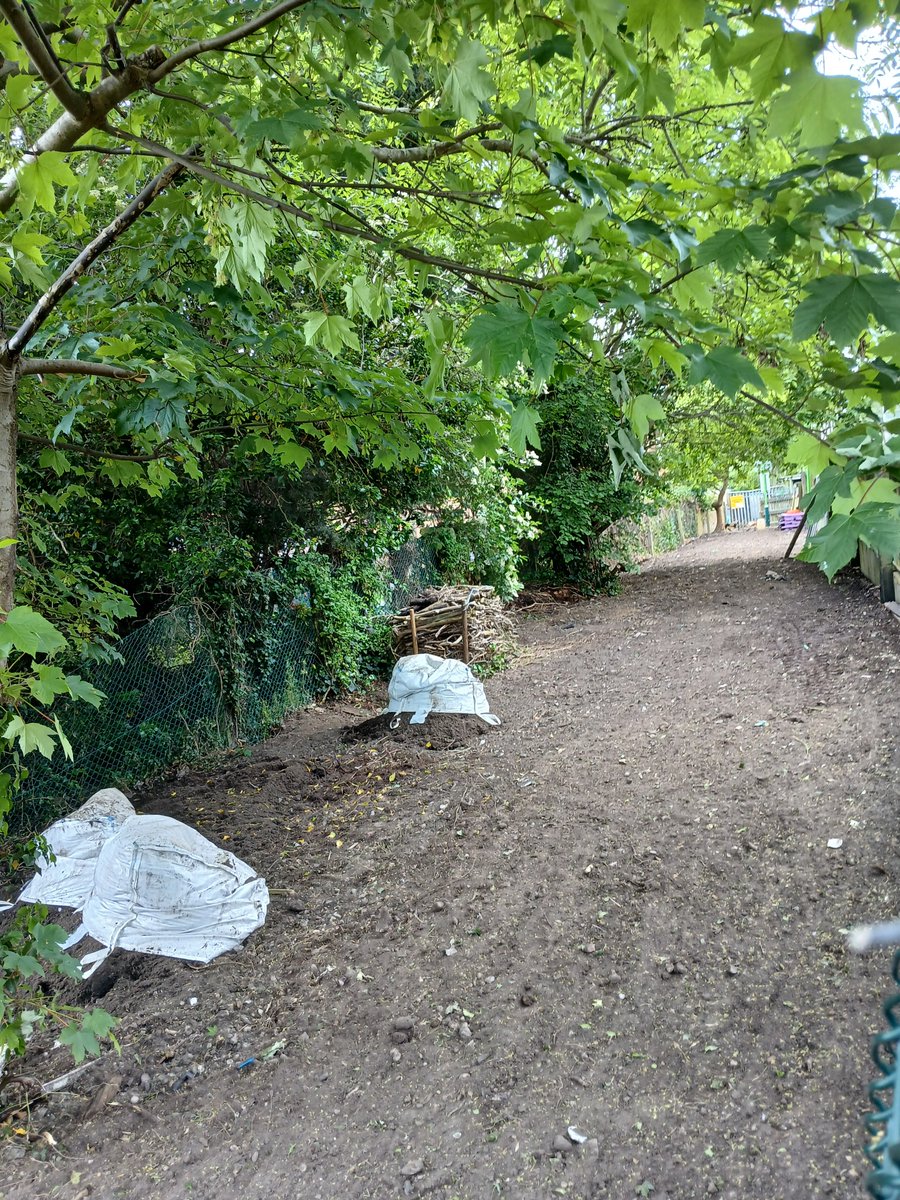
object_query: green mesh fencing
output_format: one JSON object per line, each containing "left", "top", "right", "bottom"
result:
{"left": 12, "top": 540, "right": 436, "bottom": 830}
{"left": 866, "top": 949, "right": 900, "bottom": 1200}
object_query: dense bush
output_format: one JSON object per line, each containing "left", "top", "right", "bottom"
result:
{"left": 517, "top": 369, "right": 646, "bottom": 594}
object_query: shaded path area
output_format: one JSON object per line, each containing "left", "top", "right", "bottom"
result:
{"left": 5, "top": 530, "right": 900, "bottom": 1200}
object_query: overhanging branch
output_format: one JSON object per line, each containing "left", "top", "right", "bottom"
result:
{"left": 0, "top": 0, "right": 86, "bottom": 116}
{"left": 19, "top": 433, "right": 171, "bottom": 462}
{"left": 7, "top": 155, "right": 191, "bottom": 358}
{"left": 105, "top": 129, "right": 545, "bottom": 291}
{"left": 738, "top": 388, "right": 829, "bottom": 446}
{"left": 147, "top": 0, "right": 317, "bottom": 84}
{"left": 19, "top": 358, "right": 146, "bottom": 380}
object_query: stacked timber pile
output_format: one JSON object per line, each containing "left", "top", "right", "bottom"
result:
{"left": 390, "top": 585, "right": 516, "bottom": 667}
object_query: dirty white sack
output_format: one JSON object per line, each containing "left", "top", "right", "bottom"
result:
{"left": 63, "top": 813, "right": 269, "bottom": 976}
{"left": 16, "top": 787, "right": 135, "bottom": 910}
{"left": 384, "top": 653, "right": 500, "bottom": 726}
{"left": 2, "top": 789, "right": 268, "bottom": 975}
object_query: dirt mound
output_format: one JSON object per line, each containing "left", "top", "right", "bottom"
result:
{"left": 341, "top": 711, "right": 491, "bottom": 749}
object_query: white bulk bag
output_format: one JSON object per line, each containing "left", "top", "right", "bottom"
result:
{"left": 63, "top": 814, "right": 269, "bottom": 976}
{"left": 384, "top": 653, "right": 500, "bottom": 725}
{"left": 16, "top": 788, "right": 136, "bottom": 910}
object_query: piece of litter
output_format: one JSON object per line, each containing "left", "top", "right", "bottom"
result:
{"left": 827, "top": 838, "right": 843, "bottom": 850}
{"left": 754, "top": 720, "right": 769, "bottom": 727}
{"left": 188, "top": 997, "right": 198, "bottom": 1007}
{"left": 567, "top": 1126, "right": 588, "bottom": 1144}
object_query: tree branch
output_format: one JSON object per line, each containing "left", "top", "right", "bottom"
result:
{"left": 7, "top": 155, "right": 190, "bottom": 358}
{"left": 0, "top": 0, "right": 86, "bottom": 116}
{"left": 18, "top": 358, "right": 146, "bottom": 380}
{"left": 147, "top": 0, "right": 316, "bottom": 84}
{"left": 738, "top": 388, "right": 829, "bottom": 445}
{"left": 104, "top": 128, "right": 545, "bottom": 291}
{"left": 583, "top": 68, "right": 614, "bottom": 131}
{"left": 18, "top": 433, "right": 170, "bottom": 462}
{"left": 372, "top": 122, "right": 500, "bottom": 163}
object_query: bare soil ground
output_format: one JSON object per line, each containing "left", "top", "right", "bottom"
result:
{"left": 3, "top": 528, "right": 900, "bottom": 1200}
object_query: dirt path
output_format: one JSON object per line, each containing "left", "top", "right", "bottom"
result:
{"left": 5, "top": 529, "right": 900, "bottom": 1200}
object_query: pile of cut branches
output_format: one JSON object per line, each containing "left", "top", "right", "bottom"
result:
{"left": 390, "top": 586, "right": 516, "bottom": 668}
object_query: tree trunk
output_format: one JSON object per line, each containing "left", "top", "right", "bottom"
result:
{"left": 713, "top": 472, "right": 729, "bottom": 533}
{"left": 0, "top": 158, "right": 189, "bottom": 614}
{"left": 0, "top": 355, "right": 17, "bottom": 614}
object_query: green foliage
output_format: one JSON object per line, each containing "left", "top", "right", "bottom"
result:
{"left": 793, "top": 274, "right": 900, "bottom": 348}
{"left": 1, "top": 0, "right": 899, "bottom": 596}
{"left": 518, "top": 366, "right": 645, "bottom": 593}
{"left": 803, "top": 502, "right": 900, "bottom": 581}
{"left": 421, "top": 460, "right": 538, "bottom": 600}
{"left": 796, "top": 408, "right": 900, "bottom": 579}
{"left": 0, "top": 906, "right": 116, "bottom": 1077}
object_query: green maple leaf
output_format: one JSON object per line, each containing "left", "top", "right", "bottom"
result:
{"left": 509, "top": 403, "right": 542, "bottom": 455}
{"left": 801, "top": 463, "right": 856, "bottom": 525}
{"left": 442, "top": 38, "right": 495, "bottom": 122}
{"left": 626, "top": 0, "right": 704, "bottom": 49}
{"left": 58, "top": 1008, "right": 117, "bottom": 1063}
{"left": 682, "top": 344, "right": 765, "bottom": 398}
{"left": 64, "top": 674, "right": 105, "bottom": 708}
{"left": 215, "top": 200, "right": 278, "bottom": 287}
{"left": 568, "top": 0, "right": 624, "bottom": 50}
{"left": 17, "top": 152, "right": 78, "bottom": 215}
{"left": 2, "top": 716, "right": 58, "bottom": 759}
{"left": 801, "top": 503, "right": 900, "bottom": 580}
{"left": 793, "top": 274, "right": 900, "bottom": 346}
{"left": 853, "top": 503, "right": 900, "bottom": 559}
{"left": 785, "top": 432, "right": 841, "bottom": 478}
{"left": 277, "top": 441, "right": 312, "bottom": 470}
{"left": 694, "top": 226, "right": 771, "bottom": 271}
{"left": 464, "top": 304, "right": 564, "bottom": 386}
{"left": 768, "top": 69, "right": 864, "bottom": 148}
{"left": 2, "top": 951, "right": 44, "bottom": 979}
{"left": 27, "top": 664, "right": 70, "bottom": 705}
{"left": 727, "top": 15, "right": 818, "bottom": 98}
{"left": 244, "top": 105, "right": 326, "bottom": 148}
{"left": 627, "top": 393, "right": 666, "bottom": 441}
{"left": 0, "top": 606, "right": 67, "bottom": 656}
{"left": 303, "top": 313, "right": 360, "bottom": 356}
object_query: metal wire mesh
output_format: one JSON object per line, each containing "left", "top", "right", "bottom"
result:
{"left": 12, "top": 540, "right": 436, "bottom": 829}
{"left": 866, "top": 949, "right": 900, "bottom": 1200}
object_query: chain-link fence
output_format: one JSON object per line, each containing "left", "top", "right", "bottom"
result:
{"left": 13, "top": 541, "right": 436, "bottom": 829}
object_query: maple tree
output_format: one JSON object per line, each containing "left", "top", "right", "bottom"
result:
{"left": 0, "top": 0, "right": 897, "bottom": 755}
{"left": 0, "top": 0, "right": 899, "bottom": 1081}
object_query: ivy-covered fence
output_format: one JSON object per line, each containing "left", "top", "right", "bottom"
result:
{"left": 13, "top": 541, "right": 435, "bottom": 830}
{"left": 618, "top": 501, "right": 716, "bottom": 561}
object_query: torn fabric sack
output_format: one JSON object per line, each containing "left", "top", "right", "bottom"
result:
{"left": 63, "top": 814, "right": 269, "bottom": 976}
{"left": 2, "top": 788, "right": 268, "bottom": 976}
{"left": 16, "top": 788, "right": 136, "bottom": 910}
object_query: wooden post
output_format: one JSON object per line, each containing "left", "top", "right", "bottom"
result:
{"left": 409, "top": 607, "right": 419, "bottom": 655}
{"left": 461, "top": 605, "right": 470, "bottom": 664}
{"left": 783, "top": 508, "right": 808, "bottom": 560}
